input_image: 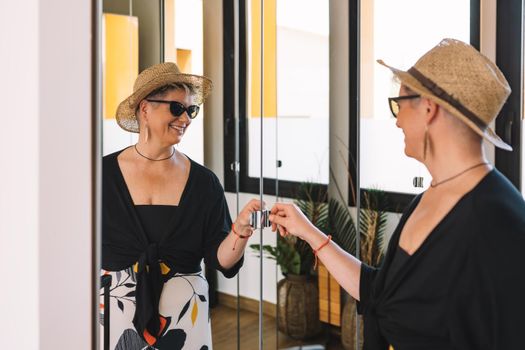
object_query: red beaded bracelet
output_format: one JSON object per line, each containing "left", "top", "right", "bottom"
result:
{"left": 313, "top": 235, "right": 332, "bottom": 269}
{"left": 232, "top": 223, "right": 252, "bottom": 251}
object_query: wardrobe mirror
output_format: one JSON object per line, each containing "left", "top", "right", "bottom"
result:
{"left": 98, "top": 1, "right": 241, "bottom": 349}
{"left": 97, "top": 0, "right": 351, "bottom": 349}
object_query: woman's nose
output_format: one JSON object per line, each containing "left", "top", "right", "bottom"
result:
{"left": 395, "top": 118, "right": 401, "bottom": 128}
{"left": 178, "top": 110, "right": 191, "bottom": 123}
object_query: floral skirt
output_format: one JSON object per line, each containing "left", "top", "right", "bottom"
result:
{"left": 100, "top": 267, "right": 212, "bottom": 350}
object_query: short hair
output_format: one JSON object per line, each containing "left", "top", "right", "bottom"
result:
{"left": 145, "top": 82, "right": 195, "bottom": 100}
{"left": 135, "top": 83, "right": 196, "bottom": 122}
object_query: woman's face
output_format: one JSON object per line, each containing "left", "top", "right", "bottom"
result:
{"left": 145, "top": 88, "right": 194, "bottom": 146}
{"left": 395, "top": 86, "right": 427, "bottom": 160}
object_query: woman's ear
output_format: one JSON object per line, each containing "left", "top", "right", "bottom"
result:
{"left": 138, "top": 99, "right": 149, "bottom": 123}
{"left": 425, "top": 98, "right": 439, "bottom": 124}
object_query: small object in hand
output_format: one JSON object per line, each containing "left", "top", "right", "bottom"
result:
{"left": 250, "top": 209, "right": 270, "bottom": 229}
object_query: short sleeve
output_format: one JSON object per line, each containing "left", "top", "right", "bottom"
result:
{"left": 356, "top": 262, "right": 380, "bottom": 315}
{"left": 202, "top": 177, "right": 244, "bottom": 278}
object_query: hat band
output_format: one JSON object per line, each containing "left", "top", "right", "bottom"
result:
{"left": 408, "top": 67, "right": 487, "bottom": 131}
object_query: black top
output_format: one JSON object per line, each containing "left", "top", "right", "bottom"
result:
{"left": 384, "top": 246, "right": 410, "bottom": 288}
{"left": 358, "top": 169, "right": 525, "bottom": 350}
{"left": 135, "top": 205, "right": 178, "bottom": 243}
{"left": 102, "top": 147, "right": 243, "bottom": 339}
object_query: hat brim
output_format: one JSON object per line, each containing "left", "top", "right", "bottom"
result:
{"left": 115, "top": 72, "right": 212, "bottom": 133}
{"left": 377, "top": 59, "right": 512, "bottom": 151}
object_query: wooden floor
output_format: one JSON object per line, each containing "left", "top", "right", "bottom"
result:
{"left": 211, "top": 304, "right": 345, "bottom": 350}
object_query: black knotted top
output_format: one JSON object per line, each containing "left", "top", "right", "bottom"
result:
{"left": 357, "top": 169, "right": 525, "bottom": 349}
{"left": 102, "top": 148, "right": 243, "bottom": 341}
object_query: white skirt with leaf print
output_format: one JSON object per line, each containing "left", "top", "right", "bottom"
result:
{"left": 100, "top": 267, "right": 212, "bottom": 350}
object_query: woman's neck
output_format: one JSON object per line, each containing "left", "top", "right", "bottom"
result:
{"left": 135, "top": 139, "right": 174, "bottom": 160}
{"left": 423, "top": 141, "right": 488, "bottom": 188}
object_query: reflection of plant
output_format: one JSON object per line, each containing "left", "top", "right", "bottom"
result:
{"left": 359, "top": 189, "right": 388, "bottom": 266}
{"left": 297, "top": 181, "right": 388, "bottom": 268}
{"left": 250, "top": 181, "right": 388, "bottom": 274}
{"left": 250, "top": 235, "right": 306, "bottom": 275}
{"left": 332, "top": 136, "right": 390, "bottom": 266}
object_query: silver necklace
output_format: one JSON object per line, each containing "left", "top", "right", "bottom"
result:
{"left": 430, "top": 162, "right": 488, "bottom": 188}
{"left": 134, "top": 144, "right": 175, "bottom": 161}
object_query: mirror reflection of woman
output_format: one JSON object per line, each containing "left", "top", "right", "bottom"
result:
{"left": 101, "top": 62, "right": 261, "bottom": 349}
{"left": 270, "top": 39, "right": 525, "bottom": 349}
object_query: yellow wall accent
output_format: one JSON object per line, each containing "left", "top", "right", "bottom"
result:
{"left": 176, "top": 49, "right": 193, "bottom": 73}
{"left": 164, "top": 0, "right": 176, "bottom": 62}
{"left": 103, "top": 13, "right": 139, "bottom": 119}
{"left": 250, "top": 0, "right": 276, "bottom": 118}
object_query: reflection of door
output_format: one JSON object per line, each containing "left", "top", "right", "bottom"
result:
{"left": 223, "top": 1, "right": 332, "bottom": 349}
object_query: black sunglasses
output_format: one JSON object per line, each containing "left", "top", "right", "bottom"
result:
{"left": 146, "top": 99, "right": 200, "bottom": 119}
{"left": 388, "top": 94, "right": 420, "bottom": 118}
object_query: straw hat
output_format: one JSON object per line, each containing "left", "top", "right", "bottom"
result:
{"left": 116, "top": 62, "right": 212, "bottom": 133}
{"left": 378, "top": 38, "right": 512, "bottom": 151}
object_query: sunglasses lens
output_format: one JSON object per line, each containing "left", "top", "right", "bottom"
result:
{"left": 389, "top": 99, "right": 399, "bottom": 118}
{"left": 188, "top": 105, "right": 200, "bottom": 119}
{"left": 169, "top": 102, "right": 186, "bottom": 117}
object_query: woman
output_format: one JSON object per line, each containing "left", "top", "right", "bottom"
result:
{"left": 270, "top": 39, "right": 525, "bottom": 349}
{"left": 101, "top": 62, "right": 261, "bottom": 349}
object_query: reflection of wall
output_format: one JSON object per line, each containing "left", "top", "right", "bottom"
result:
{"left": 360, "top": 0, "right": 374, "bottom": 119}
{"left": 103, "top": 14, "right": 138, "bottom": 120}
{"left": 103, "top": 0, "right": 162, "bottom": 71}
{"left": 171, "top": 0, "right": 204, "bottom": 164}
{"left": 250, "top": 0, "right": 277, "bottom": 118}
{"left": 102, "top": 0, "right": 162, "bottom": 155}
{"left": 176, "top": 49, "right": 192, "bottom": 73}
{"left": 202, "top": 0, "right": 224, "bottom": 182}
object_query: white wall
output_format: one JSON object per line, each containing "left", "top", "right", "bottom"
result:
{"left": 0, "top": 0, "right": 93, "bottom": 348}
{"left": 38, "top": 1, "right": 93, "bottom": 348}
{"left": 0, "top": 1, "right": 40, "bottom": 348}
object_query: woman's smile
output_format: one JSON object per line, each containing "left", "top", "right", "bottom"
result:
{"left": 169, "top": 123, "right": 186, "bottom": 134}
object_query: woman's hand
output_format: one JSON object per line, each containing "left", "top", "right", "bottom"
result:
{"left": 233, "top": 199, "right": 265, "bottom": 237}
{"left": 269, "top": 203, "right": 317, "bottom": 241}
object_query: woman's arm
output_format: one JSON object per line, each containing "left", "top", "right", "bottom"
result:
{"left": 216, "top": 199, "right": 263, "bottom": 269}
{"left": 270, "top": 203, "right": 362, "bottom": 300}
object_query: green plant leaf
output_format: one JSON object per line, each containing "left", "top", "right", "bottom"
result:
{"left": 328, "top": 198, "right": 357, "bottom": 254}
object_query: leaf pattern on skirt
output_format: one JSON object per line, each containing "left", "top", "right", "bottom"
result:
{"left": 191, "top": 297, "right": 198, "bottom": 326}
{"left": 101, "top": 270, "right": 210, "bottom": 349}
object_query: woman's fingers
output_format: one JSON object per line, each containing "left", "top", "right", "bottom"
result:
{"left": 269, "top": 210, "right": 291, "bottom": 235}
{"left": 268, "top": 213, "right": 285, "bottom": 227}
{"left": 270, "top": 203, "right": 290, "bottom": 214}
{"left": 243, "top": 199, "right": 266, "bottom": 214}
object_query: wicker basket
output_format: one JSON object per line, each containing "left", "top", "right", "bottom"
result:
{"left": 277, "top": 274, "right": 322, "bottom": 340}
